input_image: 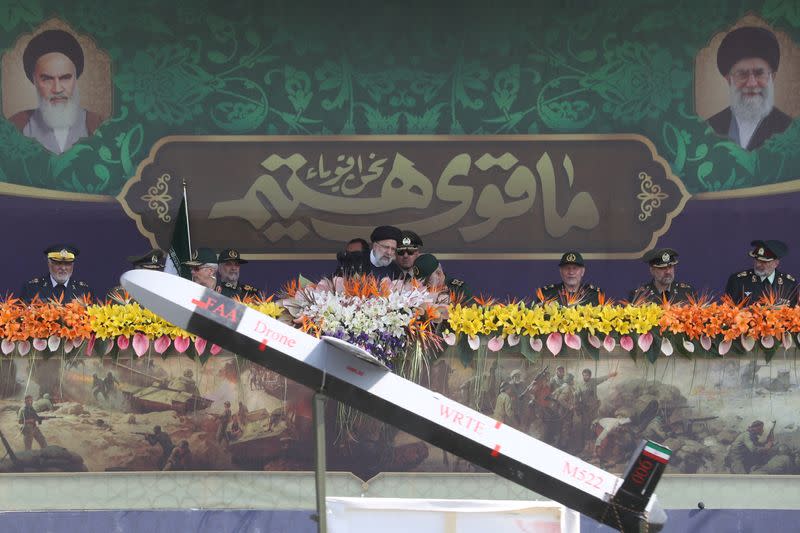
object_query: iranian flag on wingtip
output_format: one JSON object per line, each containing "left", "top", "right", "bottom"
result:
{"left": 164, "top": 182, "right": 192, "bottom": 279}
{"left": 643, "top": 441, "right": 671, "bottom": 464}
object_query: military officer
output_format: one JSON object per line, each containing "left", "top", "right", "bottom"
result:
{"left": 724, "top": 240, "right": 798, "bottom": 305}
{"left": 412, "top": 253, "right": 474, "bottom": 304}
{"left": 629, "top": 248, "right": 694, "bottom": 304}
{"left": 216, "top": 248, "right": 259, "bottom": 299}
{"left": 107, "top": 249, "right": 165, "bottom": 302}
{"left": 537, "top": 252, "right": 603, "bottom": 305}
{"left": 20, "top": 244, "right": 92, "bottom": 302}
{"left": 182, "top": 248, "right": 219, "bottom": 290}
{"left": 396, "top": 230, "right": 424, "bottom": 279}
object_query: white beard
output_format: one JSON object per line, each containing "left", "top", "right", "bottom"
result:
{"left": 38, "top": 86, "right": 80, "bottom": 130}
{"left": 729, "top": 77, "right": 773, "bottom": 124}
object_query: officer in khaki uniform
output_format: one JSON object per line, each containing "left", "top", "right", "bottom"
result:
{"left": 412, "top": 253, "right": 473, "bottom": 305}
{"left": 537, "top": 252, "right": 603, "bottom": 305}
{"left": 629, "top": 248, "right": 694, "bottom": 304}
{"left": 216, "top": 248, "right": 259, "bottom": 298}
{"left": 725, "top": 240, "right": 798, "bottom": 306}
{"left": 20, "top": 244, "right": 92, "bottom": 302}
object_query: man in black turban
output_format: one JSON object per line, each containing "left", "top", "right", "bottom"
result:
{"left": 367, "top": 225, "right": 404, "bottom": 280}
{"left": 10, "top": 29, "right": 102, "bottom": 154}
{"left": 707, "top": 26, "right": 792, "bottom": 151}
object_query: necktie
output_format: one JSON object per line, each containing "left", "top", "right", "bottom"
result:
{"left": 55, "top": 283, "right": 66, "bottom": 298}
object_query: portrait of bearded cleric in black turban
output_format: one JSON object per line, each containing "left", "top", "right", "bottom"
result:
{"left": 2, "top": 24, "right": 111, "bottom": 155}
{"left": 696, "top": 22, "right": 798, "bottom": 152}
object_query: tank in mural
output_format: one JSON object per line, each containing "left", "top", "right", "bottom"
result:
{"left": 1, "top": 349, "right": 799, "bottom": 476}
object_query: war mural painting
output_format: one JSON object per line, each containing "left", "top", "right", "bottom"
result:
{"left": 0, "top": 348, "right": 797, "bottom": 477}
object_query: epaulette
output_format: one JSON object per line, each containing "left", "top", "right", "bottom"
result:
{"left": 786, "top": 274, "right": 796, "bottom": 282}
{"left": 224, "top": 282, "right": 236, "bottom": 289}
{"left": 27, "top": 277, "right": 41, "bottom": 284}
{"left": 77, "top": 281, "right": 88, "bottom": 287}
{"left": 542, "top": 283, "right": 554, "bottom": 289}
{"left": 587, "top": 284, "right": 596, "bottom": 290}
{"left": 737, "top": 271, "right": 748, "bottom": 278}
{"left": 677, "top": 282, "right": 691, "bottom": 288}
{"left": 450, "top": 279, "right": 464, "bottom": 287}
{"left": 242, "top": 284, "right": 257, "bottom": 291}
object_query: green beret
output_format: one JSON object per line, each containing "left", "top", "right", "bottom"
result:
{"left": 559, "top": 251, "right": 584, "bottom": 266}
{"left": 412, "top": 253, "right": 440, "bottom": 279}
{"left": 218, "top": 248, "right": 248, "bottom": 264}
{"left": 183, "top": 247, "right": 218, "bottom": 266}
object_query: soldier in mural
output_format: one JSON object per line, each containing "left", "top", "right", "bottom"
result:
{"left": 537, "top": 252, "right": 603, "bottom": 306}
{"left": 8, "top": 29, "right": 102, "bottom": 154}
{"left": 575, "top": 368, "right": 617, "bottom": 451}
{"left": 552, "top": 373, "right": 578, "bottom": 451}
{"left": 163, "top": 440, "right": 192, "bottom": 471}
{"left": 492, "top": 381, "right": 515, "bottom": 425}
{"left": 725, "top": 240, "right": 798, "bottom": 305}
{"left": 217, "top": 401, "right": 232, "bottom": 445}
{"left": 91, "top": 373, "right": 107, "bottom": 401}
{"left": 20, "top": 244, "right": 92, "bottom": 302}
{"left": 216, "top": 249, "right": 259, "bottom": 299}
{"left": 726, "top": 420, "right": 775, "bottom": 473}
{"left": 629, "top": 248, "right": 694, "bottom": 304}
{"left": 550, "top": 366, "right": 566, "bottom": 391}
{"left": 143, "top": 425, "right": 174, "bottom": 470}
{"left": 707, "top": 26, "right": 792, "bottom": 151}
{"left": 18, "top": 394, "right": 48, "bottom": 450}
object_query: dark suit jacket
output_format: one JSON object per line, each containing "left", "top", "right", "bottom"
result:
{"left": 707, "top": 107, "right": 792, "bottom": 150}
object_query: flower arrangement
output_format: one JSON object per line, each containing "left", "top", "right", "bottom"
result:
{"left": 279, "top": 275, "right": 444, "bottom": 370}
{"left": 1, "top": 288, "right": 799, "bottom": 362}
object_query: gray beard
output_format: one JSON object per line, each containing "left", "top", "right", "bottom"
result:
{"left": 38, "top": 86, "right": 80, "bottom": 130}
{"left": 729, "top": 79, "right": 773, "bottom": 124}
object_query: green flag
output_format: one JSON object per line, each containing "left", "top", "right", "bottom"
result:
{"left": 165, "top": 187, "right": 192, "bottom": 279}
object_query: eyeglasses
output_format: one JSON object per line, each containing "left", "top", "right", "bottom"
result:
{"left": 374, "top": 242, "right": 397, "bottom": 254}
{"left": 396, "top": 249, "right": 419, "bottom": 256}
{"left": 731, "top": 68, "right": 771, "bottom": 84}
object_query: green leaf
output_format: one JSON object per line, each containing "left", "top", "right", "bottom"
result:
{"left": 93, "top": 164, "right": 111, "bottom": 187}
{"left": 98, "top": 146, "right": 112, "bottom": 162}
{"left": 245, "top": 30, "right": 261, "bottom": 47}
{"left": 519, "top": 337, "right": 539, "bottom": 363}
{"left": 456, "top": 335, "right": 475, "bottom": 366}
{"left": 207, "top": 51, "right": 228, "bottom": 64}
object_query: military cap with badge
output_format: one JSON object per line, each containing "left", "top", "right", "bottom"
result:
{"left": 537, "top": 251, "right": 603, "bottom": 305}
{"left": 396, "top": 230, "right": 424, "bottom": 278}
{"left": 20, "top": 244, "right": 92, "bottom": 302}
{"left": 725, "top": 240, "right": 798, "bottom": 305}
{"left": 216, "top": 248, "right": 259, "bottom": 299}
{"left": 107, "top": 249, "right": 166, "bottom": 303}
{"left": 628, "top": 247, "right": 694, "bottom": 305}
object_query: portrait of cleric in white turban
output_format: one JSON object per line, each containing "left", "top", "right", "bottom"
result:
{"left": 8, "top": 29, "right": 103, "bottom": 154}
{"left": 706, "top": 26, "right": 793, "bottom": 151}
